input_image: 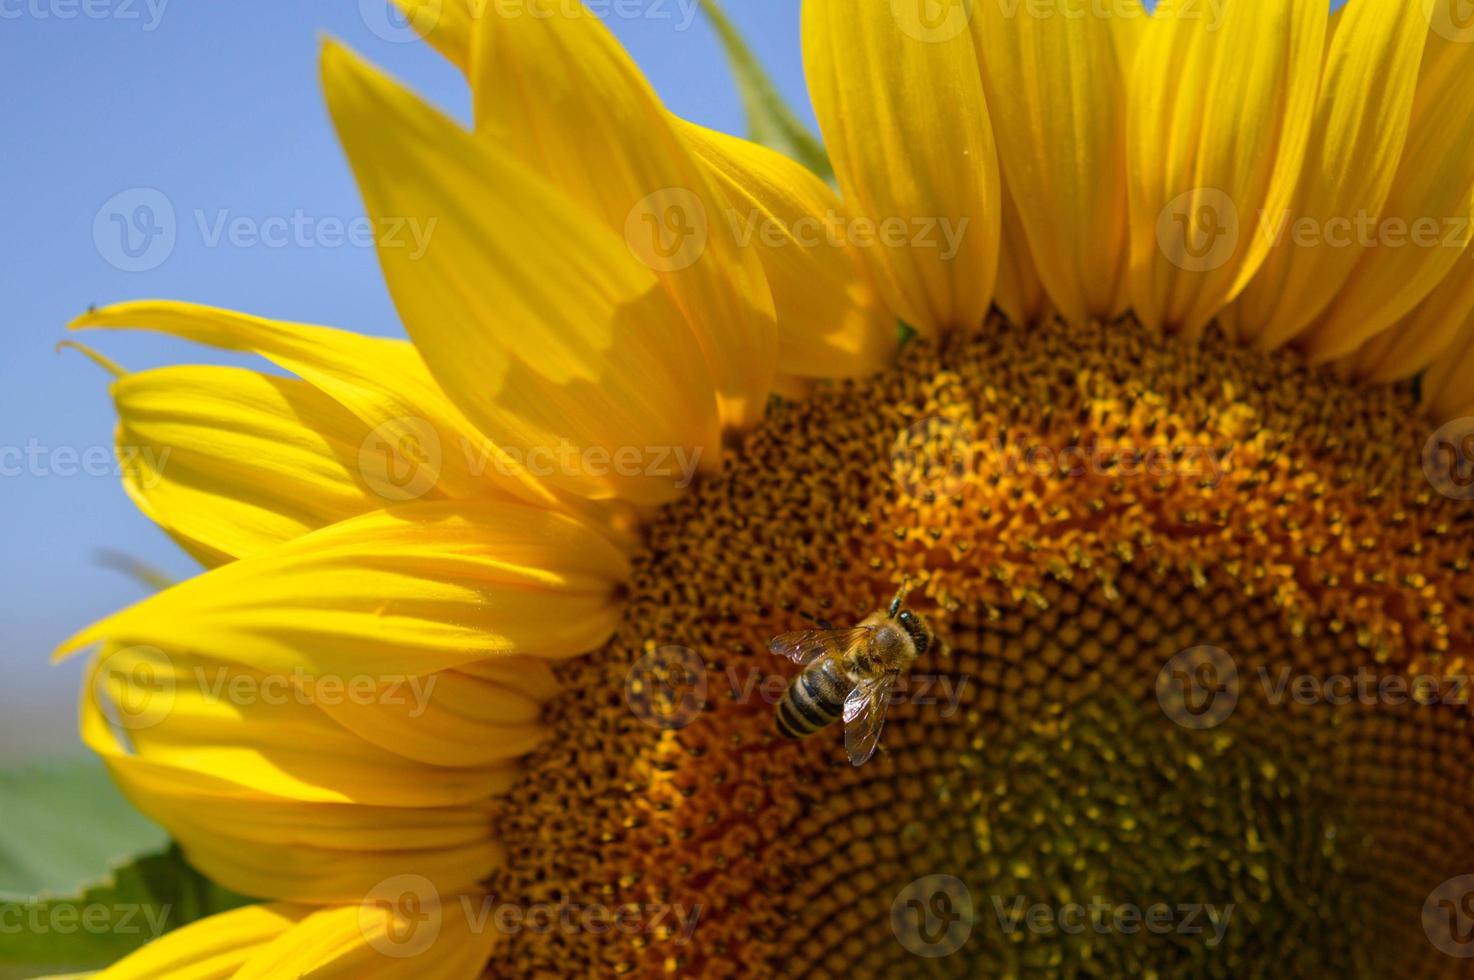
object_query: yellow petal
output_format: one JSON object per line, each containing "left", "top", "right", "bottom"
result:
{"left": 677, "top": 119, "right": 897, "bottom": 378}
{"left": 468, "top": 2, "right": 777, "bottom": 425}
{"left": 97, "top": 903, "right": 309, "bottom": 979}
{"left": 235, "top": 900, "right": 495, "bottom": 979}
{"left": 1301, "top": 30, "right": 1474, "bottom": 361}
{"left": 86, "top": 646, "right": 524, "bottom": 807}
{"left": 110, "top": 365, "right": 398, "bottom": 567}
{"left": 389, "top": 0, "right": 474, "bottom": 67}
{"left": 974, "top": 0, "right": 1132, "bottom": 323}
{"left": 1422, "top": 314, "right": 1474, "bottom": 423}
{"left": 1234, "top": 0, "right": 1427, "bottom": 350}
{"left": 1126, "top": 0, "right": 1324, "bottom": 336}
{"left": 993, "top": 188, "right": 1050, "bottom": 328}
{"left": 72, "top": 301, "right": 550, "bottom": 509}
{"left": 1344, "top": 248, "right": 1474, "bottom": 383}
{"left": 315, "top": 661, "right": 551, "bottom": 768}
{"left": 321, "top": 40, "right": 722, "bottom": 506}
{"left": 803, "top": 0, "right": 1001, "bottom": 337}
{"left": 57, "top": 499, "right": 629, "bottom": 677}
{"left": 83, "top": 649, "right": 512, "bottom": 901}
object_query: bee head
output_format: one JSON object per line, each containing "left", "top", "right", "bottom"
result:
{"left": 895, "top": 608, "right": 931, "bottom": 658}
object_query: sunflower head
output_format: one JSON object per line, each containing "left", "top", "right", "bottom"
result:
{"left": 51, "top": 0, "right": 1474, "bottom": 976}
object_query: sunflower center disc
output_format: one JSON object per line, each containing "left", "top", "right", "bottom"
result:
{"left": 488, "top": 315, "right": 1474, "bottom": 978}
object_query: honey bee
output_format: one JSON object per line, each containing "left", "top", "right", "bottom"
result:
{"left": 769, "top": 585, "right": 934, "bottom": 766}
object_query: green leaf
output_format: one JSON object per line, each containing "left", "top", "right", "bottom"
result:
{"left": 0, "top": 845, "right": 254, "bottom": 973}
{"left": 698, "top": 0, "right": 834, "bottom": 181}
{"left": 0, "top": 759, "right": 255, "bottom": 973}
{"left": 0, "top": 758, "right": 166, "bottom": 898}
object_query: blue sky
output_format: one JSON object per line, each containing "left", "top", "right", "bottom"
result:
{"left": 0, "top": 1, "right": 809, "bottom": 762}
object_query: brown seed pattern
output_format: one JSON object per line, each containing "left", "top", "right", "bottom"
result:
{"left": 485, "top": 315, "right": 1474, "bottom": 978}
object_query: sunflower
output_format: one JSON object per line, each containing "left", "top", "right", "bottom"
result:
{"left": 58, "top": 0, "right": 1474, "bottom": 976}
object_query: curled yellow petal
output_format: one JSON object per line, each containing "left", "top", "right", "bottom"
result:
{"left": 57, "top": 499, "right": 630, "bottom": 677}
{"left": 72, "top": 301, "right": 552, "bottom": 509}
{"left": 96, "top": 903, "right": 310, "bottom": 979}
{"left": 109, "top": 365, "right": 400, "bottom": 567}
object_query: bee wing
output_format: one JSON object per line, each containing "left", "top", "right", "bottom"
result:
{"left": 843, "top": 673, "right": 898, "bottom": 767}
{"left": 768, "top": 627, "right": 874, "bottom": 666}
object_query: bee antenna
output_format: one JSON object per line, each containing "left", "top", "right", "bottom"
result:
{"left": 888, "top": 576, "right": 915, "bottom": 618}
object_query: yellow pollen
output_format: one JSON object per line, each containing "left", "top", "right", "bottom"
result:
{"left": 487, "top": 315, "right": 1474, "bottom": 977}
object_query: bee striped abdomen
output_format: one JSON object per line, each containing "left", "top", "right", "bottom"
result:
{"left": 777, "top": 660, "right": 851, "bottom": 739}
